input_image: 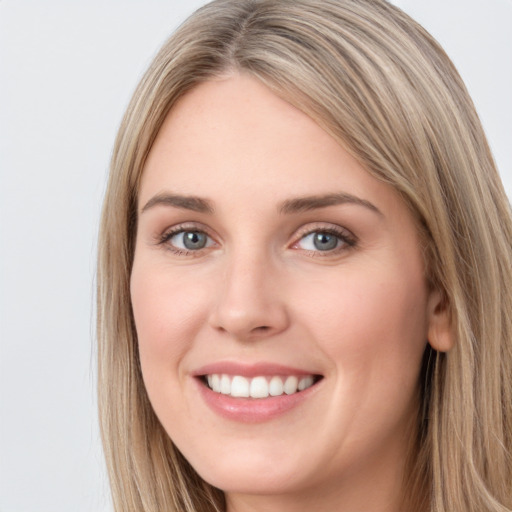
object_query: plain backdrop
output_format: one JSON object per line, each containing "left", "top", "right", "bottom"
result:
{"left": 0, "top": 1, "right": 510, "bottom": 511}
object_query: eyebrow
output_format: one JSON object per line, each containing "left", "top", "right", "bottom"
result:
{"left": 140, "top": 193, "right": 214, "bottom": 215}
{"left": 279, "top": 193, "right": 382, "bottom": 216}
{"left": 139, "top": 191, "right": 382, "bottom": 217}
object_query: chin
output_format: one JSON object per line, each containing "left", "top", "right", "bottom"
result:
{"left": 198, "top": 463, "right": 308, "bottom": 496}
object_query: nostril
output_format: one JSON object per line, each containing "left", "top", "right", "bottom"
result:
{"left": 253, "top": 325, "right": 270, "bottom": 332}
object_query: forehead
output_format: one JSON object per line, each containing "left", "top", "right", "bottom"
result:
{"left": 139, "top": 74, "right": 402, "bottom": 221}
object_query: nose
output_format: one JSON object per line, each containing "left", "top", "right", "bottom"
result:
{"left": 208, "top": 251, "right": 290, "bottom": 341}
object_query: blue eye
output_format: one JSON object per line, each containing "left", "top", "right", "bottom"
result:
{"left": 296, "top": 229, "right": 354, "bottom": 253}
{"left": 166, "top": 230, "right": 214, "bottom": 251}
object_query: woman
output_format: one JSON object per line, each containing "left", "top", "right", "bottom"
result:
{"left": 97, "top": 0, "right": 512, "bottom": 510}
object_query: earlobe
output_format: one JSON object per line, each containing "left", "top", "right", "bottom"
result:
{"left": 427, "top": 289, "right": 454, "bottom": 352}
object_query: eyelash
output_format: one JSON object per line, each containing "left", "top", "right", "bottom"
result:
{"left": 156, "top": 223, "right": 357, "bottom": 257}
{"left": 292, "top": 225, "right": 357, "bottom": 256}
{"left": 156, "top": 223, "right": 216, "bottom": 257}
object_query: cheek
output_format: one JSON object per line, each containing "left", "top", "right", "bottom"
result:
{"left": 130, "top": 260, "right": 210, "bottom": 385}
{"left": 297, "top": 262, "right": 429, "bottom": 398}
{"left": 290, "top": 264, "right": 429, "bottom": 464}
{"left": 302, "top": 258, "right": 429, "bottom": 348}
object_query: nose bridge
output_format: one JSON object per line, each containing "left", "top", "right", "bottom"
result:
{"left": 209, "top": 243, "right": 289, "bottom": 339}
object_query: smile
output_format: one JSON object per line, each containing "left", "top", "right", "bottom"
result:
{"left": 204, "top": 374, "right": 316, "bottom": 398}
{"left": 193, "top": 362, "right": 324, "bottom": 422}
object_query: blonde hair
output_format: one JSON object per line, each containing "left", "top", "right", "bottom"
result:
{"left": 97, "top": 0, "right": 512, "bottom": 510}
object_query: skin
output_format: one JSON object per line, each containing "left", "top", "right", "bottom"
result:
{"left": 130, "top": 74, "right": 451, "bottom": 512}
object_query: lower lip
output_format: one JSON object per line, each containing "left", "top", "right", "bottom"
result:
{"left": 195, "top": 378, "right": 321, "bottom": 423}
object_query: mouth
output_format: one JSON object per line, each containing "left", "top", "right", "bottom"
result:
{"left": 200, "top": 373, "right": 322, "bottom": 399}
{"left": 193, "top": 362, "right": 324, "bottom": 422}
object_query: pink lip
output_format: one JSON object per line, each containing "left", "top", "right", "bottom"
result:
{"left": 196, "top": 383, "right": 320, "bottom": 423}
{"left": 192, "top": 361, "right": 318, "bottom": 378}
{"left": 191, "top": 361, "right": 323, "bottom": 424}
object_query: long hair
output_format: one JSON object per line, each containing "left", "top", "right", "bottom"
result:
{"left": 97, "top": 1, "right": 512, "bottom": 510}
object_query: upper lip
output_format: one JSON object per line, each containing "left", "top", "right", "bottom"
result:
{"left": 192, "top": 361, "right": 322, "bottom": 378}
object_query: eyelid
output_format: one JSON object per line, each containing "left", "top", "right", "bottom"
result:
{"left": 290, "top": 222, "right": 357, "bottom": 253}
{"left": 152, "top": 221, "right": 357, "bottom": 257}
{"left": 155, "top": 222, "right": 218, "bottom": 254}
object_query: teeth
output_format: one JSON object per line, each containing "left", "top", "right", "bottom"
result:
{"left": 220, "top": 374, "right": 231, "bottom": 394}
{"left": 231, "top": 376, "right": 250, "bottom": 397}
{"left": 269, "top": 376, "right": 283, "bottom": 396}
{"left": 250, "top": 376, "right": 269, "bottom": 398}
{"left": 211, "top": 374, "right": 220, "bottom": 392}
{"left": 284, "top": 376, "right": 298, "bottom": 395}
{"left": 204, "top": 374, "right": 316, "bottom": 398}
{"left": 298, "top": 375, "right": 314, "bottom": 391}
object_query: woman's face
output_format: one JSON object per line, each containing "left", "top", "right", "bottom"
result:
{"left": 131, "top": 74, "right": 446, "bottom": 509}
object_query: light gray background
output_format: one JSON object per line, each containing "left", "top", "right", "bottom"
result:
{"left": 0, "top": 1, "right": 510, "bottom": 511}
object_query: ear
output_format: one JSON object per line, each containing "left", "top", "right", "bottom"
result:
{"left": 427, "top": 289, "right": 454, "bottom": 352}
